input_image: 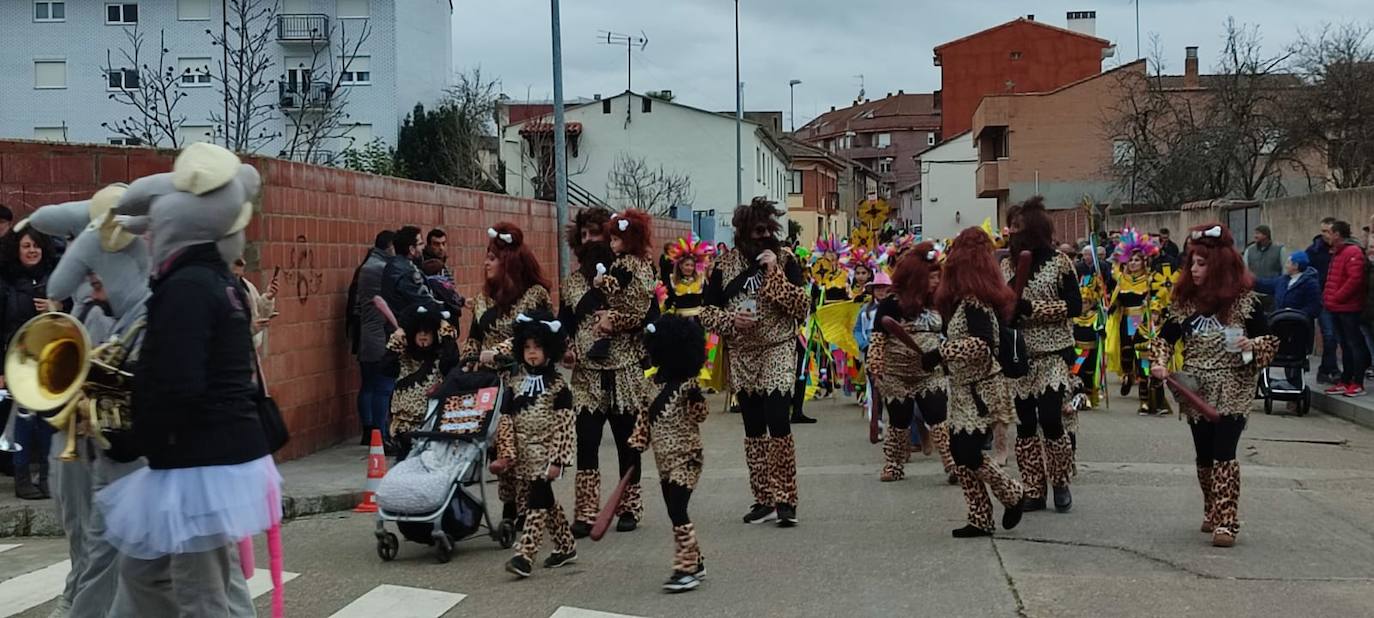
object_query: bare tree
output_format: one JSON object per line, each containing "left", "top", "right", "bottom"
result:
{"left": 1286, "top": 22, "right": 1374, "bottom": 189}
{"left": 607, "top": 154, "right": 694, "bottom": 216}
{"left": 207, "top": 0, "right": 280, "bottom": 153}
{"left": 1211, "top": 19, "right": 1301, "bottom": 200}
{"left": 278, "top": 18, "right": 372, "bottom": 164}
{"left": 101, "top": 26, "right": 188, "bottom": 148}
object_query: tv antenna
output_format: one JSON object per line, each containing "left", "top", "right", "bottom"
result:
{"left": 599, "top": 30, "right": 649, "bottom": 93}
{"left": 854, "top": 74, "right": 866, "bottom": 102}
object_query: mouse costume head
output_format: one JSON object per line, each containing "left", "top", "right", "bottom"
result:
{"left": 512, "top": 308, "right": 566, "bottom": 371}
{"left": 115, "top": 143, "right": 259, "bottom": 271}
{"left": 645, "top": 315, "right": 706, "bottom": 382}
{"left": 399, "top": 300, "right": 450, "bottom": 358}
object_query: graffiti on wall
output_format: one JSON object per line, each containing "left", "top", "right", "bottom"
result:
{"left": 284, "top": 234, "right": 324, "bottom": 304}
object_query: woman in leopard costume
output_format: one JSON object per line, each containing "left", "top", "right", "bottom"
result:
{"left": 927, "top": 228, "right": 1026, "bottom": 538}
{"left": 493, "top": 309, "right": 577, "bottom": 577}
{"left": 1149, "top": 223, "right": 1277, "bottom": 548}
{"left": 1002, "top": 197, "right": 1082, "bottom": 514}
{"left": 462, "top": 222, "right": 552, "bottom": 524}
{"left": 387, "top": 301, "right": 460, "bottom": 459}
{"left": 630, "top": 315, "right": 711, "bottom": 592}
{"left": 868, "top": 242, "right": 952, "bottom": 483}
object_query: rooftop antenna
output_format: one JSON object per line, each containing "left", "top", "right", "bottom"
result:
{"left": 599, "top": 30, "right": 649, "bottom": 94}
{"left": 853, "top": 74, "right": 866, "bottom": 102}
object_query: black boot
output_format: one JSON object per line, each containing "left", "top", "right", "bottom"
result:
{"left": 14, "top": 465, "right": 43, "bottom": 500}
{"left": 790, "top": 412, "right": 817, "bottom": 424}
{"left": 34, "top": 462, "right": 50, "bottom": 499}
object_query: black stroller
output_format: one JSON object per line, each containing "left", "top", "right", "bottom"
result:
{"left": 373, "top": 368, "right": 514, "bottom": 563}
{"left": 1259, "top": 309, "right": 1313, "bottom": 415}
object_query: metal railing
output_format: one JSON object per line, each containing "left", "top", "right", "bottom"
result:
{"left": 277, "top": 14, "right": 329, "bottom": 42}
{"left": 278, "top": 81, "right": 332, "bottom": 110}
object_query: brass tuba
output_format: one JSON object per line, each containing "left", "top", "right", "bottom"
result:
{"left": 4, "top": 312, "right": 143, "bottom": 461}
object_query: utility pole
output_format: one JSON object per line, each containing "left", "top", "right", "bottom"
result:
{"left": 789, "top": 79, "right": 802, "bottom": 132}
{"left": 552, "top": 0, "right": 570, "bottom": 277}
{"left": 735, "top": 0, "right": 742, "bottom": 212}
{"left": 1135, "top": 0, "right": 1141, "bottom": 60}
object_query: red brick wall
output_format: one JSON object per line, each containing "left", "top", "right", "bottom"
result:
{"left": 0, "top": 140, "right": 690, "bottom": 459}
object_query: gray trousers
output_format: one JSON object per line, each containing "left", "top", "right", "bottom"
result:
{"left": 112, "top": 544, "right": 256, "bottom": 618}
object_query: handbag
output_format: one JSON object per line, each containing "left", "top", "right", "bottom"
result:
{"left": 253, "top": 350, "right": 290, "bottom": 453}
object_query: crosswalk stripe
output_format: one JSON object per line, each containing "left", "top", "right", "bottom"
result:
{"left": 549, "top": 608, "right": 645, "bottom": 618}
{"left": 0, "top": 560, "right": 71, "bottom": 618}
{"left": 246, "top": 569, "right": 300, "bottom": 599}
{"left": 328, "top": 584, "right": 465, "bottom": 618}
{"left": 0, "top": 544, "right": 18, "bottom": 554}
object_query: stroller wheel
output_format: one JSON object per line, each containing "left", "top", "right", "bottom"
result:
{"left": 377, "top": 532, "right": 399, "bottom": 562}
{"left": 1298, "top": 389, "right": 1311, "bottom": 416}
{"left": 435, "top": 536, "right": 454, "bottom": 564}
{"left": 1264, "top": 398, "right": 1273, "bottom": 415}
{"left": 498, "top": 520, "right": 517, "bottom": 549}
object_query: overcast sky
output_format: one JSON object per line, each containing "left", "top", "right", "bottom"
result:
{"left": 453, "top": 1, "right": 1355, "bottom": 129}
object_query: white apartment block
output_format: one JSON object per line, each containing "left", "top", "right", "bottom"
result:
{"left": 0, "top": 0, "right": 453, "bottom": 158}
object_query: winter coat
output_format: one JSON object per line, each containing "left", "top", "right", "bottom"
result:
{"left": 1255, "top": 267, "right": 1322, "bottom": 319}
{"left": 1305, "top": 235, "right": 1334, "bottom": 285}
{"left": 354, "top": 248, "right": 392, "bottom": 364}
{"left": 0, "top": 264, "right": 53, "bottom": 360}
{"left": 133, "top": 243, "right": 267, "bottom": 470}
{"left": 381, "top": 253, "right": 435, "bottom": 318}
{"left": 1323, "top": 239, "right": 1367, "bottom": 313}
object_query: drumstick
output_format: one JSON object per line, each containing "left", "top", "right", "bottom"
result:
{"left": 372, "top": 295, "right": 399, "bottom": 330}
{"left": 589, "top": 466, "right": 637, "bottom": 541}
{"left": 1012, "top": 250, "right": 1033, "bottom": 298}
{"left": 1163, "top": 375, "right": 1220, "bottom": 422}
{"left": 878, "top": 316, "right": 924, "bottom": 354}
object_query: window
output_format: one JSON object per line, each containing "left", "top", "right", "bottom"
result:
{"left": 336, "top": 0, "right": 368, "bottom": 18}
{"left": 177, "top": 57, "right": 211, "bottom": 86}
{"left": 34, "top": 1, "right": 65, "bottom": 22}
{"left": 878, "top": 158, "right": 893, "bottom": 174}
{"left": 177, "top": 0, "right": 209, "bottom": 20}
{"left": 340, "top": 56, "right": 370, "bottom": 85}
{"left": 177, "top": 125, "right": 214, "bottom": 145}
{"left": 283, "top": 57, "right": 312, "bottom": 90}
{"left": 107, "top": 68, "right": 139, "bottom": 90}
{"left": 641, "top": 97, "right": 652, "bottom": 113}
{"left": 927, "top": 133, "right": 937, "bottom": 147}
{"left": 875, "top": 132, "right": 891, "bottom": 148}
{"left": 106, "top": 3, "right": 138, "bottom": 24}
{"left": 34, "top": 60, "right": 67, "bottom": 89}
{"left": 341, "top": 123, "right": 372, "bottom": 150}
{"left": 33, "top": 127, "right": 67, "bottom": 142}
{"left": 108, "top": 137, "right": 143, "bottom": 146}
{"left": 601, "top": 99, "right": 611, "bottom": 113}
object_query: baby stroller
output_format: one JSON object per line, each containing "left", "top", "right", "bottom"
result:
{"left": 1259, "top": 308, "right": 1313, "bottom": 416}
{"left": 373, "top": 368, "right": 516, "bottom": 563}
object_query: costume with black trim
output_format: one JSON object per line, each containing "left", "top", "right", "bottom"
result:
{"left": 868, "top": 297, "right": 951, "bottom": 481}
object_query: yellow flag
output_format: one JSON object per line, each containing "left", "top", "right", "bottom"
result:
{"left": 815, "top": 301, "right": 862, "bottom": 358}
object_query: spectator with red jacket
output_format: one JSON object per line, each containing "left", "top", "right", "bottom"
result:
{"left": 1322, "top": 220, "right": 1369, "bottom": 397}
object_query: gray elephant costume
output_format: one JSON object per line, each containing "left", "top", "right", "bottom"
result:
{"left": 95, "top": 143, "right": 280, "bottom": 618}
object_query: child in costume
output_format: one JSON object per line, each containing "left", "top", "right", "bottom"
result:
{"left": 387, "top": 301, "right": 460, "bottom": 457}
{"left": 631, "top": 315, "right": 710, "bottom": 592}
{"left": 493, "top": 309, "right": 578, "bottom": 577}
{"left": 1106, "top": 229, "right": 1169, "bottom": 415}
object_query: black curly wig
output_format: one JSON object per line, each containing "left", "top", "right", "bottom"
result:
{"left": 646, "top": 315, "right": 706, "bottom": 381}
{"left": 398, "top": 300, "right": 446, "bottom": 357}
{"left": 512, "top": 308, "right": 567, "bottom": 370}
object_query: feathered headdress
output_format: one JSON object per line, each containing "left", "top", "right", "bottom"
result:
{"left": 842, "top": 246, "right": 877, "bottom": 272}
{"left": 667, "top": 233, "right": 714, "bottom": 271}
{"left": 813, "top": 235, "right": 850, "bottom": 262}
{"left": 1113, "top": 227, "right": 1160, "bottom": 263}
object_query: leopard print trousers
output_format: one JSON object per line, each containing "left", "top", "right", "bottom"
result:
{"left": 617, "top": 481, "right": 645, "bottom": 520}
{"left": 1015, "top": 437, "right": 1047, "bottom": 500}
{"left": 930, "top": 423, "right": 955, "bottom": 474}
{"left": 499, "top": 475, "right": 528, "bottom": 514}
{"left": 513, "top": 504, "right": 576, "bottom": 561}
{"left": 1212, "top": 460, "right": 1241, "bottom": 537}
{"left": 547, "top": 502, "right": 575, "bottom": 554}
{"left": 574, "top": 470, "right": 601, "bottom": 525}
{"left": 1197, "top": 464, "right": 1216, "bottom": 533}
{"left": 881, "top": 426, "right": 911, "bottom": 481}
{"left": 770, "top": 434, "right": 799, "bottom": 507}
{"left": 744, "top": 436, "right": 772, "bottom": 506}
{"left": 672, "top": 523, "right": 703, "bottom": 574}
{"left": 955, "top": 466, "right": 994, "bottom": 531}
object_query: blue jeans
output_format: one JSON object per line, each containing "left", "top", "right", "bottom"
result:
{"left": 1318, "top": 309, "right": 1339, "bottom": 376}
{"left": 13, "top": 412, "right": 53, "bottom": 468}
{"left": 358, "top": 361, "right": 395, "bottom": 440}
{"left": 1332, "top": 312, "right": 1371, "bottom": 385}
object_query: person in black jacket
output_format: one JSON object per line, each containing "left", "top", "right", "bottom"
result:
{"left": 382, "top": 225, "right": 436, "bottom": 316}
{"left": 0, "top": 227, "right": 59, "bottom": 499}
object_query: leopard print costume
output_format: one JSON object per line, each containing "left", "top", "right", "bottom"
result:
{"left": 1002, "top": 252, "right": 1076, "bottom": 400}
{"left": 867, "top": 306, "right": 947, "bottom": 401}
{"left": 1211, "top": 460, "right": 1241, "bottom": 541}
{"left": 699, "top": 249, "right": 810, "bottom": 397}
{"left": 1149, "top": 291, "right": 1278, "bottom": 421}
{"left": 511, "top": 503, "right": 576, "bottom": 563}
{"left": 561, "top": 261, "right": 655, "bottom": 416}
{"left": 672, "top": 523, "right": 703, "bottom": 574}
{"left": 494, "top": 372, "right": 575, "bottom": 481}
{"left": 386, "top": 322, "right": 459, "bottom": 437}
{"left": 743, "top": 437, "right": 771, "bottom": 505}
{"left": 629, "top": 379, "right": 709, "bottom": 489}
{"left": 942, "top": 300, "right": 1015, "bottom": 435}
{"left": 461, "top": 285, "right": 552, "bottom": 368}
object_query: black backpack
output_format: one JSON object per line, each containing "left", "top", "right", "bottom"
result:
{"left": 998, "top": 325, "right": 1029, "bottom": 379}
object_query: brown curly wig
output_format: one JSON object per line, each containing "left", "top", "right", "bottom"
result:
{"left": 606, "top": 208, "right": 653, "bottom": 259}
{"left": 732, "top": 196, "right": 784, "bottom": 259}
{"left": 1006, "top": 195, "right": 1055, "bottom": 255}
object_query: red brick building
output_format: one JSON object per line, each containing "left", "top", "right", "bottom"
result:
{"left": 792, "top": 92, "right": 941, "bottom": 196}
{"left": 934, "top": 13, "right": 1114, "bottom": 138}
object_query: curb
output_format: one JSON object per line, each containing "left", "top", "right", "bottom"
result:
{"left": 0, "top": 489, "right": 366, "bottom": 538}
{"left": 1310, "top": 390, "right": 1374, "bottom": 431}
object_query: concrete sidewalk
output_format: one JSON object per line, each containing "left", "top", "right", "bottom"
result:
{"left": 1307, "top": 373, "right": 1374, "bottom": 430}
{"left": 0, "top": 441, "right": 373, "bottom": 537}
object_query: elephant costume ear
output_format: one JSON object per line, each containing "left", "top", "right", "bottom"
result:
{"left": 89, "top": 184, "right": 138, "bottom": 252}
{"left": 172, "top": 142, "right": 241, "bottom": 196}
{"left": 116, "top": 172, "right": 175, "bottom": 217}
{"left": 227, "top": 164, "right": 260, "bottom": 236}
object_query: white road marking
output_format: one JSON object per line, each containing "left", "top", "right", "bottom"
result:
{"left": 246, "top": 568, "right": 300, "bottom": 599}
{"left": 328, "top": 584, "right": 465, "bottom": 617}
{"left": 0, "top": 560, "right": 71, "bottom": 618}
{"left": 0, "top": 544, "right": 18, "bottom": 554}
{"left": 549, "top": 608, "right": 646, "bottom": 618}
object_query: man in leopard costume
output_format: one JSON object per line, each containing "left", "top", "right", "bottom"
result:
{"left": 1002, "top": 197, "right": 1082, "bottom": 513}
{"left": 1149, "top": 223, "right": 1277, "bottom": 548}
{"left": 701, "top": 197, "right": 810, "bottom": 527}
{"left": 558, "top": 207, "right": 656, "bottom": 537}
{"left": 630, "top": 315, "right": 710, "bottom": 592}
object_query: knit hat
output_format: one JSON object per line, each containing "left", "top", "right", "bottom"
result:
{"left": 1289, "top": 251, "right": 1309, "bottom": 269}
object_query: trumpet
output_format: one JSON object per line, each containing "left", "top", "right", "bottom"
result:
{"left": 3, "top": 312, "right": 144, "bottom": 461}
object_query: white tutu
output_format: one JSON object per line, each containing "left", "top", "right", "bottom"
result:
{"left": 96, "top": 455, "right": 282, "bottom": 560}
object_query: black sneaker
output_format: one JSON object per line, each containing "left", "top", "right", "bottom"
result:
{"left": 952, "top": 524, "right": 993, "bottom": 538}
{"left": 1053, "top": 485, "right": 1073, "bottom": 513}
{"left": 616, "top": 514, "right": 638, "bottom": 532}
{"left": 570, "top": 521, "right": 592, "bottom": 539}
{"left": 543, "top": 551, "right": 577, "bottom": 569}
{"left": 505, "top": 556, "right": 532, "bottom": 578}
{"left": 1001, "top": 498, "right": 1024, "bottom": 530}
{"left": 1022, "top": 496, "right": 1047, "bottom": 512}
{"left": 663, "top": 571, "right": 700, "bottom": 593}
{"left": 791, "top": 413, "right": 818, "bottom": 424}
{"left": 742, "top": 503, "right": 776, "bottom": 524}
{"left": 776, "top": 504, "right": 798, "bottom": 528}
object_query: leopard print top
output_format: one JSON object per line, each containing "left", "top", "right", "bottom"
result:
{"left": 1002, "top": 251, "right": 1075, "bottom": 356}
{"left": 868, "top": 299, "right": 946, "bottom": 399}
{"left": 629, "top": 378, "right": 709, "bottom": 487}
{"left": 560, "top": 255, "right": 655, "bottom": 371}
{"left": 494, "top": 371, "right": 576, "bottom": 481}
{"left": 700, "top": 249, "right": 809, "bottom": 351}
{"left": 461, "top": 285, "right": 551, "bottom": 367}
{"left": 941, "top": 300, "right": 1000, "bottom": 387}
{"left": 1150, "top": 291, "right": 1278, "bottom": 418}
{"left": 387, "top": 323, "right": 459, "bottom": 436}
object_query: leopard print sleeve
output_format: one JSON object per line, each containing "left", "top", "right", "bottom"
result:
{"left": 867, "top": 332, "right": 889, "bottom": 378}
{"left": 605, "top": 309, "right": 645, "bottom": 334}
{"left": 938, "top": 336, "right": 993, "bottom": 381}
{"left": 550, "top": 386, "right": 576, "bottom": 467}
{"left": 494, "top": 414, "right": 516, "bottom": 463}
{"left": 760, "top": 260, "right": 809, "bottom": 321}
{"left": 386, "top": 329, "right": 406, "bottom": 353}
{"left": 1250, "top": 335, "right": 1279, "bottom": 368}
{"left": 1028, "top": 299, "right": 1069, "bottom": 323}
{"left": 685, "top": 385, "right": 709, "bottom": 424}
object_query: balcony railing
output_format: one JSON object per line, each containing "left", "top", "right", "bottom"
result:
{"left": 277, "top": 14, "right": 329, "bottom": 42}
{"left": 976, "top": 159, "right": 1008, "bottom": 198}
{"left": 279, "top": 81, "right": 333, "bottom": 110}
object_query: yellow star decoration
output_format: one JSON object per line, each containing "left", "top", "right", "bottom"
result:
{"left": 849, "top": 225, "right": 876, "bottom": 251}
{"left": 857, "top": 199, "right": 890, "bottom": 227}
{"left": 1151, "top": 265, "right": 1178, "bottom": 312}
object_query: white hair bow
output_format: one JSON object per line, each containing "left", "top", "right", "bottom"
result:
{"left": 1191, "top": 225, "right": 1223, "bottom": 240}
{"left": 926, "top": 250, "right": 937, "bottom": 261}
{"left": 416, "top": 306, "right": 429, "bottom": 314}
{"left": 645, "top": 323, "right": 657, "bottom": 334}
{"left": 487, "top": 227, "right": 514, "bottom": 244}
{"left": 441, "top": 311, "right": 451, "bottom": 320}
{"left": 617, "top": 219, "right": 630, "bottom": 232}
{"left": 516, "top": 312, "right": 562, "bottom": 333}
{"left": 595, "top": 263, "right": 607, "bottom": 276}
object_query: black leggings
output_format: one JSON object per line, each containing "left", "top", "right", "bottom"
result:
{"left": 791, "top": 341, "right": 807, "bottom": 416}
{"left": 885, "top": 391, "right": 949, "bottom": 430}
{"left": 1190, "top": 416, "right": 1247, "bottom": 465}
{"left": 950, "top": 429, "right": 989, "bottom": 469}
{"left": 1015, "top": 386, "right": 1066, "bottom": 440}
{"left": 527, "top": 479, "right": 555, "bottom": 510}
{"left": 576, "top": 412, "right": 641, "bottom": 484}
{"left": 661, "top": 481, "right": 693, "bottom": 526}
{"left": 739, "top": 392, "right": 792, "bottom": 438}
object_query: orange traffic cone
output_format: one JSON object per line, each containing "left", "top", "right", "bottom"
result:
{"left": 354, "top": 429, "right": 387, "bottom": 513}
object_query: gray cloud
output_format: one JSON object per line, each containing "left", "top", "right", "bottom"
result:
{"left": 454, "top": 1, "right": 1356, "bottom": 128}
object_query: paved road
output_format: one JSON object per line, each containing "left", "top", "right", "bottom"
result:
{"left": 7, "top": 382, "right": 1374, "bottom": 617}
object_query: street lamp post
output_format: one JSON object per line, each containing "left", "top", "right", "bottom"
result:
{"left": 551, "top": 0, "right": 570, "bottom": 276}
{"left": 788, "top": 79, "right": 802, "bottom": 132}
{"left": 734, "top": 0, "right": 742, "bottom": 214}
